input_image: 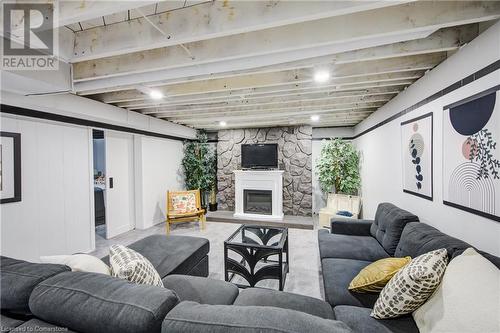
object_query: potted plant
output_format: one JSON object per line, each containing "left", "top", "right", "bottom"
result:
{"left": 182, "top": 131, "right": 217, "bottom": 211}
{"left": 316, "top": 138, "right": 361, "bottom": 225}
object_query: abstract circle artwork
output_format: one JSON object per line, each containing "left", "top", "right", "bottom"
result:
{"left": 443, "top": 87, "right": 500, "bottom": 222}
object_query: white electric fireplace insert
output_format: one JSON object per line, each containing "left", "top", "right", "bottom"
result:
{"left": 233, "top": 170, "right": 284, "bottom": 222}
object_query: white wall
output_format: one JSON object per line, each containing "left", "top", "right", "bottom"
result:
{"left": 353, "top": 22, "right": 500, "bottom": 255}
{"left": 1, "top": 91, "right": 193, "bottom": 260}
{"left": 134, "top": 136, "right": 185, "bottom": 230}
{"left": 0, "top": 116, "right": 93, "bottom": 261}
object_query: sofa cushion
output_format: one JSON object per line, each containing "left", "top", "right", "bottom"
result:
{"left": 370, "top": 203, "right": 419, "bottom": 255}
{"left": 163, "top": 274, "right": 239, "bottom": 305}
{"left": 395, "top": 222, "right": 470, "bottom": 259}
{"left": 334, "top": 306, "right": 419, "bottom": 333}
{"left": 29, "top": 271, "right": 179, "bottom": 333}
{"left": 321, "top": 258, "right": 379, "bottom": 308}
{"left": 234, "top": 288, "right": 334, "bottom": 320}
{"left": 11, "top": 319, "right": 78, "bottom": 333}
{"left": 103, "top": 235, "right": 209, "bottom": 278}
{"left": 0, "top": 256, "right": 70, "bottom": 314}
{"left": 318, "top": 230, "right": 389, "bottom": 261}
{"left": 162, "top": 301, "right": 353, "bottom": 333}
{"left": 0, "top": 314, "right": 25, "bottom": 332}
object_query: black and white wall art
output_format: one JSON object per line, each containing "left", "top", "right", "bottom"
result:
{"left": 401, "top": 112, "right": 433, "bottom": 200}
{"left": 443, "top": 85, "right": 500, "bottom": 222}
{"left": 0, "top": 132, "right": 21, "bottom": 204}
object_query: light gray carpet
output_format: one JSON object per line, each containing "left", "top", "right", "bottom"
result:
{"left": 91, "top": 219, "right": 325, "bottom": 300}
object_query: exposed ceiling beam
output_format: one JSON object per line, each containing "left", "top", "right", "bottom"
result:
{"left": 73, "top": 29, "right": 432, "bottom": 93}
{"left": 73, "top": 25, "right": 476, "bottom": 82}
{"left": 196, "top": 117, "right": 364, "bottom": 130}
{"left": 141, "top": 94, "right": 395, "bottom": 115}
{"left": 160, "top": 104, "right": 383, "bottom": 121}
{"left": 58, "top": 1, "right": 170, "bottom": 27}
{"left": 117, "top": 86, "right": 404, "bottom": 110}
{"left": 93, "top": 76, "right": 420, "bottom": 104}
{"left": 123, "top": 54, "right": 443, "bottom": 103}
{"left": 174, "top": 110, "right": 374, "bottom": 126}
{"left": 71, "top": 1, "right": 411, "bottom": 61}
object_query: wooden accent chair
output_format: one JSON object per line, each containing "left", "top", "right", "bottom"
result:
{"left": 166, "top": 189, "right": 206, "bottom": 234}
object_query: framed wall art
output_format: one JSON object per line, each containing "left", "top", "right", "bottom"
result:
{"left": 0, "top": 132, "right": 21, "bottom": 204}
{"left": 443, "top": 85, "right": 500, "bottom": 222}
{"left": 401, "top": 112, "right": 433, "bottom": 201}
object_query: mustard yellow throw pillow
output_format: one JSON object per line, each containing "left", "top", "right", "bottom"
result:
{"left": 349, "top": 256, "right": 411, "bottom": 293}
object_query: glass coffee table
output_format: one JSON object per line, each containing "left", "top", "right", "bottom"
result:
{"left": 224, "top": 225, "right": 289, "bottom": 291}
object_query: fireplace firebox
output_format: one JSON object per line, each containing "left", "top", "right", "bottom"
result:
{"left": 243, "top": 189, "right": 272, "bottom": 215}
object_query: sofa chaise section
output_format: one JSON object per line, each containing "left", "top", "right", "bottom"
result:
{"left": 102, "top": 234, "right": 210, "bottom": 278}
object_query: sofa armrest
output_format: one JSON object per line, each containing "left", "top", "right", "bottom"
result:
{"left": 330, "top": 218, "right": 373, "bottom": 236}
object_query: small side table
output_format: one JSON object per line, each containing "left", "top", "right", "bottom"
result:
{"left": 224, "top": 225, "right": 289, "bottom": 291}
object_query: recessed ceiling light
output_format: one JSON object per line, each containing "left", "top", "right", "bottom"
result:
{"left": 310, "top": 115, "right": 320, "bottom": 122}
{"left": 219, "top": 121, "right": 227, "bottom": 127}
{"left": 149, "top": 90, "right": 164, "bottom": 100}
{"left": 314, "top": 70, "right": 330, "bottom": 83}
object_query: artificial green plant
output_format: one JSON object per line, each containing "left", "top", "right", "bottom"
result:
{"left": 182, "top": 131, "right": 217, "bottom": 207}
{"left": 316, "top": 138, "right": 360, "bottom": 195}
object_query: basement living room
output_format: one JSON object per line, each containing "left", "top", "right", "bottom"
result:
{"left": 1, "top": 1, "right": 500, "bottom": 333}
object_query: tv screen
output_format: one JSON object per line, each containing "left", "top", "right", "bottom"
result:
{"left": 241, "top": 144, "right": 278, "bottom": 169}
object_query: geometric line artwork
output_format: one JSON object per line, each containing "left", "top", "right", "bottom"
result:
{"left": 443, "top": 84, "right": 500, "bottom": 222}
{"left": 448, "top": 162, "right": 495, "bottom": 215}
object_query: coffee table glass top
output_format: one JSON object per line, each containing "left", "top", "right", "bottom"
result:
{"left": 225, "top": 225, "right": 287, "bottom": 249}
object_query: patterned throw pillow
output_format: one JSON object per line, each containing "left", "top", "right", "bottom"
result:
{"left": 371, "top": 248, "right": 448, "bottom": 319}
{"left": 109, "top": 245, "right": 163, "bottom": 287}
{"left": 171, "top": 192, "right": 197, "bottom": 214}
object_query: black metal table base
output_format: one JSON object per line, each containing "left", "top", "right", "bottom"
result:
{"left": 224, "top": 226, "right": 289, "bottom": 291}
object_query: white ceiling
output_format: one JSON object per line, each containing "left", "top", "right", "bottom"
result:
{"left": 5, "top": 1, "right": 500, "bottom": 130}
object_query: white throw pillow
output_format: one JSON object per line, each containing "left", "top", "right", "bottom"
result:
{"left": 413, "top": 248, "right": 500, "bottom": 333}
{"left": 371, "top": 248, "right": 448, "bottom": 319}
{"left": 109, "top": 244, "right": 163, "bottom": 287}
{"left": 40, "top": 254, "right": 110, "bottom": 275}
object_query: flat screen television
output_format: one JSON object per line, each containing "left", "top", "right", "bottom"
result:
{"left": 241, "top": 144, "right": 278, "bottom": 169}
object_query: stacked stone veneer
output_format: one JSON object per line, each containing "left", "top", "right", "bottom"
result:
{"left": 217, "top": 126, "right": 312, "bottom": 216}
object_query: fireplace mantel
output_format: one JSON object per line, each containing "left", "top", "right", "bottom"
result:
{"left": 233, "top": 170, "right": 284, "bottom": 221}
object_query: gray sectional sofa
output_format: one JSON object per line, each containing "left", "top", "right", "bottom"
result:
{"left": 3, "top": 203, "right": 499, "bottom": 332}
{"left": 319, "top": 202, "right": 500, "bottom": 333}
{"left": 1, "top": 234, "right": 351, "bottom": 333}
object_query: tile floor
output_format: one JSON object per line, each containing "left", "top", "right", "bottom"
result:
{"left": 90, "top": 217, "right": 325, "bottom": 300}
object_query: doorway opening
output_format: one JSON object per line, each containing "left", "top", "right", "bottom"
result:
{"left": 93, "top": 129, "right": 107, "bottom": 239}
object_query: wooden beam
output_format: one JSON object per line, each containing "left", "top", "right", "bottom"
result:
{"left": 71, "top": 1, "right": 409, "bottom": 61}
{"left": 58, "top": 1, "right": 170, "bottom": 27}
{"left": 141, "top": 94, "right": 395, "bottom": 115}
{"left": 174, "top": 110, "right": 373, "bottom": 126}
{"left": 117, "top": 86, "right": 403, "bottom": 110}
{"left": 73, "top": 25, "right": 476, "bottom": 81}
{"left": 195, "top": 116, "right": 365, "bottom": 130}
{"left": 161, "top": 105, "right": 383, "bottom": 122}
{"left": 120, "top": 54, "right": 442, "bottom": 106}
{"left": 93, "top": 75, "right": 420, "bottom": 104}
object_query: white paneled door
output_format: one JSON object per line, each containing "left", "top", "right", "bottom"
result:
{"left": 105, "top": 131, "right": 135, "bottom": 239}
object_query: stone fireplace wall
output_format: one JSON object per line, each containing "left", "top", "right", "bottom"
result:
{"left": 217, "top": 126, "right": 312, "bottom": 216}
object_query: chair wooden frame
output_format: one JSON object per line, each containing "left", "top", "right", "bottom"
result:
{"left": 166, "top": 189, "right": 206, "bottom": 234}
